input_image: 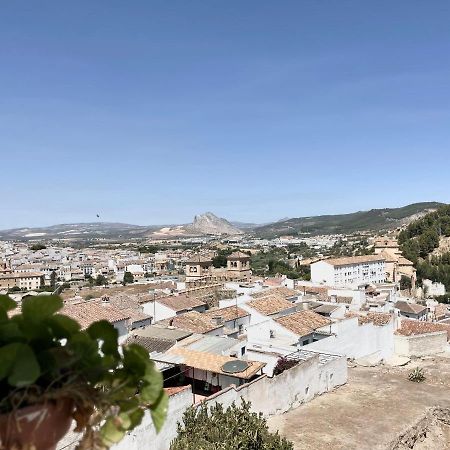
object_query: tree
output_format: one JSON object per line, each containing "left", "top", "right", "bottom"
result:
{"left": 50, "top": 270, "right": 57, "bottom": 289}
{"left": 30, "top": 243, "right": 46, "bottom": 251}
{"left": 399, "top": 275, "right": 412, "bottom": 291}
{"left": 95, "top": 274, "right": 107, "bottom": 286}
{"left": 123, "top": 271, "right": 134, "bottom": 285}
{"left": 170, "top": 401, "right": 293, "bottom": 450}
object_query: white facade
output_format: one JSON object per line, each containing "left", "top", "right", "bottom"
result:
{"left": 311, "top": 257, "right": 385, "bottom": 287}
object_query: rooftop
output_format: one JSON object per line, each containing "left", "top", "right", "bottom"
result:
{"left": 275, "top": 310, "right": 331, "bottom": 337}
{"left": 160, "top": 311, "right": 222, "bottom": 334}
{"left": 321, "top": 255, "right": 385, "bottom": 266}
{"left": 166, "top": 347, "right": 265, "bottom": 379}
{"left": 204, "top": 305, "right": 250, "bottom": 322}
{"left": 61, "top": 301, "right": 131, "bottom": 329}
{"left": 156, "top": 295, "right": 206, "bottom": 312}
{"left": 247, "top": 297, "right": 296, "bottom": 316}
{"left": 394, "top": 300, "right": 427, "bottom": 315}
{"left": 133, "top": 325, "right": 193, "bottom": 341}
{"left": 396, "top": 319, "right": 450, "bottom": 340}
{"left": 125, "top": 335, "right": 176, "bottom": 354}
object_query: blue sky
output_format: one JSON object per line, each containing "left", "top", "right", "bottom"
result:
{"left": 2, "top": 1, "right": 450, "bottom": 228}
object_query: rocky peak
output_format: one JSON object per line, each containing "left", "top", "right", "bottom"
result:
{"left": 192, "top": 212, "right": 243, "bottom": 235}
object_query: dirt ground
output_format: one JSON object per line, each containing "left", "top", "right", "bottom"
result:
{"left": 268, "top": 357, "right": 450, "bottom": 450}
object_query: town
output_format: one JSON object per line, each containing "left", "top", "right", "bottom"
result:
{"left": 2, "top": 205, "right": 450, "bottom": 449}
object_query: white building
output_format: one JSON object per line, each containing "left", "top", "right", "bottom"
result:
{"left": 311, "top": 255, "right": 386, "bottom": 287}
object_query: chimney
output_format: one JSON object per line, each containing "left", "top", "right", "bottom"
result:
{"left": 101, "top": 295, "right": 110, "bottom": 305}
{"left": 212, "top": 316, "right": 223, "bottom": 326}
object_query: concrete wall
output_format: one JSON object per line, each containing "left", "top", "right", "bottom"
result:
{"left": 394, "top": 332, "right": 447, "bottom": 357}
{"left": 305, "top": 317, "right": 395, "bottom": 361}
{"left": 202, "top": 353, "right": 347, "bottom": 416}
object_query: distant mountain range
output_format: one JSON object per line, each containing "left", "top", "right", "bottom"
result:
{"left": 0, "top": 202, "right": 445, "bottom": 241}
{"left": 252, "top": 202, "right": 444, "bottom": 237}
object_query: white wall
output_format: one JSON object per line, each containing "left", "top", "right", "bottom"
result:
{"left": 305, "top": 317, "right": 395, "bottom": 361}
{"left": 142, "top": 301, "right": 174, "bottom": 322}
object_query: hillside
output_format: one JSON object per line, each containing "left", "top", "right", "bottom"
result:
{"left": 399, "top": 204, "right": 450, "bottom": 293}
{"left": 253, "top": 202, "right": 443, "bottom": 237}
{"left": 0, "top": 212, "right": 244, "bottom": 241}
{"left": 0, "top": 222, "right": 159, "bottom": 241}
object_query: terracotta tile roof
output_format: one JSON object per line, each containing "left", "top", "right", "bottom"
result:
{"left": 394, "top": 301, "right": 427, "bottom": 315}
{"left": 396, "top": 319, "right": 450, "bottom": 340}
{"left": 164, "top": 386, "right": 190, "bottom": 397}
{"left": 275, "top": 310, "right": 331, "bottom": 337}
{"left": 186, "top": 255, "right": 212, "bottom": 264}
{"left": 435, "top": 304, "right": 448, "bottom": 320}
{"left": 204, "top": 306, "right": 250, "bottom": 322}
{"left": 320, "top": 255, "right": 385, "bottom": 266}
{"left": 296, "top": 284, "right": 329, "bottom": 301}
{"left": 161, "top": 311, "right": 221, "bottom": 334}
{"left": 251, "top": 287, "right": 298, "bottom": 299}
{"left": 227, "top": 251, "right": 250, "bottom": 260}
{"left": 167, "top": 347, "right": 265, "bottom": 379}
{"left": 247, "top": 297, "right": 295, "bottom": 316}
{"left": 345, "top": 312, "right": 393, "bottom": 326}
{"left": 157, "top": 295, "right": 206, "bottom": 312}
{"left": 61, "top": 301, "right": 130, "bottom": 329}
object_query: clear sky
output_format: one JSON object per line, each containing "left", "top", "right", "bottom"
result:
{"left": 2, "top": 1, "right": 450, "bottom": 229}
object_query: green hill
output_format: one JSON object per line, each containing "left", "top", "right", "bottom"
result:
{"left": 399, "top": 204, "right": 450, "bottom": 294}
{"left": 253, "top": 202, "right": 443, "bottom": 237}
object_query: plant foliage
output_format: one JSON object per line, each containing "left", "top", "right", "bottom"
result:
{"left": 170, "top": 400, "right": 293, "bottom": 450}
{"left": 273, "top": 357, "right": 300, "bottom": 376}
{"left": 0, "top": 294, "right": 167, "bottom": 449}
{"left": 408, "top": 367, "right": 426, "bottom": 383}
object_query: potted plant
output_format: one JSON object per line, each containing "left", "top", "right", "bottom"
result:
{"left": 0, "top": 294, "right": 167, "bottom": 450}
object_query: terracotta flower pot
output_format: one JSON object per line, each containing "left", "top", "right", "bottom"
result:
{"left": 0, "top": 399, "right": 73, "bottom": 450}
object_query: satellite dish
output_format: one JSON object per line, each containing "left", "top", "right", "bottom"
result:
{"left": 221, "top": 360, "right": 250, "bottom": 374}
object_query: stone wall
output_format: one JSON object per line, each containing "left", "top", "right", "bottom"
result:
{"left": 394, "top": 331, "right": 447, "bottom": 357}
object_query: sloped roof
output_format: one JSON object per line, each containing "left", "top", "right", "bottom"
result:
{"left": 227, "top": 251, "right": 250, "bottom": 260}
{"left": 394, "top": 301, "right": 427, "bottom": 315}
{"left": 247, "top": 297, "right": 295, "bottom": 316}
{"left": 161, "top": 311, "right": 222, "bottom": 334}
{"left": 186, "top": 255, "right": 212, "bottom": 264}
{"left": 61, "top": 301, "right": 130, "bottom": 329}
{"left": 319, "top": 255, "right": 385, "bottom": 266}
{"left": 397, "top": 319, "right": 450, "bottom": 340}
{"left": 275, "top": 310, "right": 331, "bottom": 337}
{"left": 125, "top": 335, "right": 176, "bottom": 353}
{"left": 167, "top": 347, "right": 265, "bottom": 379}
{"left": 204, "top": 306, "right": 250, "bottom": 322}
{"left": 157, "top": 295, "right": 206, "bottom": 312}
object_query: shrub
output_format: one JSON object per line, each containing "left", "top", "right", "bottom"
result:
{"left": 273, "top": 357, "right": 300, "bottom": 376}
{"left": 170, "top": 400, "right": 293, "bottom": 450}
{"left": 408, "top": 367, "right": 426, "bottom": 383}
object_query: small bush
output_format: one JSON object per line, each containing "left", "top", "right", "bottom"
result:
{"left": 170, "top": 400, "right": 293, "bottom": 450}
{"left": 408, "top": 367, "right": 426, "bottom": 382}
{"left": 273, "top": 357, "right": 299, "bottom": 376}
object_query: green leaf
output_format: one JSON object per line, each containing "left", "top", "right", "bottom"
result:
{"left": 141, "top": 361, "right": 163, "bottom": 403}
{"left": 100, "top": 417, "right": 126, "bottom": 446}
{"left": 123, "top": 344, "right": 148, "bottom": 376}
{"left": 128, "top": 408, "right": 145, "bottom": 429}
{"left": 0, "top": 343, "right": 40, "bottom": 387}
{"left": 0, "top": 321, "right": 23, "bottom": 343}
{"left": 0, "top": 295, "right": 17, "bottom": 312}
{"left": 46, "top": 314, "right": 81, "bottom": 338}
{"left": 150, "top": 390, "right": 168, "bottom": 433}
{"left": 22, "top": 295, "right": 63, "bottom": 322}
{"left": 87, "top": 320, "right": 119, "bottom": 358}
